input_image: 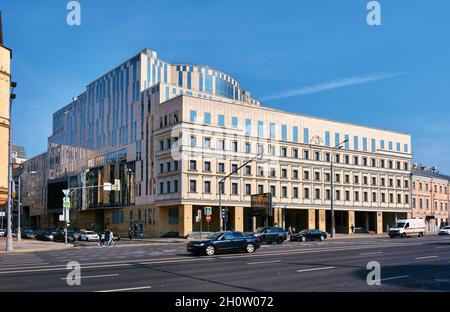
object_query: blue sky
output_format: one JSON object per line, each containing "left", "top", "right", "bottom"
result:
{"left": 2, "top": 0, "right": 450, "bottom": 172}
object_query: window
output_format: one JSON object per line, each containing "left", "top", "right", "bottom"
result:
{"left": 292, "top": 149, "right": 299, "bottom": 158}
{"left": 270, "top": 185, "right": 276, "bottom": 197}
{"left": 293, "top": 170, "right": 299, "bottom": 179}
{"left": 159, "top": 163, "right": 164, "bottom": 173}
{"left": 159, "top": 182, "right": 164, "bottom": 194}
{"left": 335, "top": 173, "right": 341, "bottom": 183}
{"left": 354, "top": 175, "right": 359, "bottom": 184}
{"left": 190, "top": 135, "right": 197, "bottom": 147}
{"left": 363, "top": 157, "right": 368, "bottom": 166}
{"left": 166, "top": 162, "right": 171, "bottom": 172}
{"left": 245, "top": 142, "right": 251, "bottom": 154}
{"left": 315, "top": 188, "right": 321, "bottom": 199}
{"left": 281, "top": 147, "right": 287, "bottom": 157}
{"left": 204, "top": 181, "right": 211, "bottom": 193}
{"left": 353, "top": 156, "right": 359, "bottom": 165}
{"left": 257, "top": 166, "right": 264, "bottom": 176}
{"left": 218, "top": 163, "right": 225, "bottom": 173}
{"left": 325, "top": 131, "right": 331, "bottom": 147}
{"left": 344, "top": 135, "right": 350, "bottom": 149}
{"left": 258, "top": 121, "right": 264, "bottom": 138}
{"left": 189, "top": 180, "right": 197, "bottom": 192}
{"left": 281, "top": 168, "right": 288, "bottom": 178}
{"left": 281, "top": 125, "right": 287, "bottom": 141}
{"left": 354, "top": 136, "right": 359, "bottom": 150}
{"left": 314, "top": 171, "right": 321, "bottom": 181}
{"left": 189, "top": 110, "right": 197, "bottom": 122}
{"left": 371, "top": 139, "right": 376, "bottom": 153}
{"left": 388, "top": 141, "right": 393, "bottom": 151}
{"left": 218, "top": 139, "right": 225, "bottom": 150}
{"left": 363, "top": 192, "right": 368, "bottom": 202}
{"left": 344, "top": 155, "right": 350, "bottom": 164}
{"left": 174, "top": 161, "right": 178, "bottom": 171}
{"left": 304, "top": 188, "right": 310, "bottom": 199}
{"left": 204, "top": 161, "right": 211, "bottom": 172}
{"left": 303, "top": 170, "right": 310, "bottom": 180}
{"left": 404, "top": 144, "right": 409, "bottom": 153}
{"left": 231, "top": 164, "right": 238, "bottom": 173}
{"left": 232, "top": 183, "right": 238, "bottom": 195}
{"left": 282, "top": 186, "right": 288, "bottom": 197}
{"left": 325, "top": 153, "right": 331, "bottom": 162}
{"left": 326, "top": 189, "right": 331, "bottom": 200}
{"left": 160, "top": 140, "right": 164, "bottom": 151}
{"left": 303, "top": 128, "right": 309, "bottom": 144}
{"left": 189, "top": 160, "right": 197, "bottom": 171}
{"left": 232, "top": 141, "right": 238, "bottom": 152}
{"left": 363, "top": 137, "right": 368, "bottom": 152}
{"left": 345, "top": 174, "right": 350, "bottom": 183}
{"left": 398, "top": 194, "right": 402, "bottom": 204}
{"left": 270, "top": 123, "right": 276, "bottom": 139}
{"left": 381, "top": 159, "right": 385, "bottom": 168}
{"left": 363, "top": 176, "right": 368, "bottom": 185}
{"left": 389, "top": 178, "right": 393, "bottom": 187}
{"left": 345, "top": 190, "right": 350, "bottom": 201}
{"left": 174, "top": 180, "right": 178, "bottom": 192}
{"left": 335, "top": 190, "right": 341, "bottom": 201}
{"left": 293, "top": 127, "right": 298, "bottom": 143}
{"left": 382, "top": 193, "right": 386, "bottom": 203}
{"left": 354, "top": 191, "right": 360, "bottom": 201}
{"left": 168, "top": 208, "right": 179, "bottom": 225}
{"left": 397, "top": 179, "right": 401, "bottom": 188}
{"left": 269, "top": 145, "right": 275, "bottom": 156}
{"left": 258, "top": 185, "right": 264, "bottom": 194}
{"left": 405, "top": 194, "right": 409, "bottom": 204}
{"left": 314, "top": 151, "right": 320, "bottom": 161}
{"left": 371, "top": 158, "right": 376, "bottom": 167}
{"left": 293, "top": 187, "right": 299, "bottom": 198}
{"left": 245, "top": 165, "right": 252, "bottom": 175}
{"left": 218, "top": 114, "right": 225, "bottom": 127}
{"left": 245, "top": 184, "right": 251, "bottom": 195}
{"left": 372, "top": 192, "right": 377, "bottom": 202}
{"left": 396, "top": 142, "right": 401, "bottom": 152}
{"left": 372, "top": 177, "right": 377, "bottom": 186}
{"left": 232, "top": 116, "right": 238, "bottom": 128}
{"left": 389, "top": 193, "right": 394, "bottom": 203}
{"left": 257, "top": 144, "right": 264, "bottom": 155}
{"left": 303, "top": 150, "right": 309, "bottom": 160}
{"left": 204, "top": 112, "right": 211, "bottom": 125}
{"left": 245, "top": 119, "right": 252, "bottom": 136}
{"left": 203, "top": 137, "right": 211, "bottom": 149}
{"left": 270, "top": 168, "right": 276, "bottom": 177}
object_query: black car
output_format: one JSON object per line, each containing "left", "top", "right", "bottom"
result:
{"left": 53, "top": 230, "right": 77, "bottom": 243}
{"left": 21, "top": 229, "right": 37, "bottom": 239}
{"left": 254, "top": 227, "right": 287, "bottom": 244}
{"left": 290, "top": 229, "right": 327, "bottom": 242}
{"left": 35, "top": 230, "right": 54, "bottom": 241}
{"left": 187, "top": 231, "right": 261, "bottom": 256}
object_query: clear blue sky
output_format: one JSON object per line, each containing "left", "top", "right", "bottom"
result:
{"left": 2, "top": 0, "right": 450, "bottom": 172}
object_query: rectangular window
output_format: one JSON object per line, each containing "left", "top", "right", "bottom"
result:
{"left": 335, "top": 133, "right": 340, "bottom": 147}
{"left": 204, "top": 161, "right": 211, "bottom": 172}
{"left": 303, "top": 150, "right": 309, "bottom": 160}
{"left": 281, "top": 168, "right": 288, "bottom": 178}
{"left": 270, "top": 185, "right": 276, "bottom": 197}
{"left": 388, "top": 141, "right": 393, "bottom": 151}
{"left": 204, "top": 112, "right": 211, "bottom": 125}
{"left": 232, "top": 163, "right": 238, "bottom": 173}
{"left": 190, "top": 135, "right": 197, "bottom": 147}
{"left": 303, "top": 128, "right": 309, "bottom": 144}
{"left": 354, "top": 136, "right": 359, "bottom": 150}
{"left": 270, "top": 123, "right": 276, "bottom": 139}
{"left": 258, "top": 121, "right": 264, "bottom": 138}
{"left": 344, "top": 135, "right": 350, "bottom": 149}
{"left": 174, "top": 180, "right": 178, "bottom": 192}
{"left": 293, "top": 126, "right": 298, "bottom": 143}
{"left": 245, "top": 142, "right": 251, "bottom": 153}
{"left": 204, "top": 181, "right": 211, "bottom": 193}
{"left": 281, "top": 125, "right": 287, "bottom": 141}
{"left": 232, "top": 116, "right": 238, "bottom": 128}
{"left": 325, "top": 131, "right": 331, "bottom": 147}
{"left": 292, "top": 148, "right": 299, "bottom": 158}
{"left": 257, "top": 166, "right": 264, "bottom": 176}
{"left": 245, "top": 119, "right": 252, "bottom": 136}
{"left": 396, "top": 142, "right": 401, "bottom": 152}
{"left": 245, "top": 165, "right": 252, "bottom": 175}
{"left": 218, "top": 139, "right": 225, "bottom": 150}
{"left": 293, "top": 170, "right": 299, "bottom": 179}
{"left": 371, "top": 139, "right": 376, "bottom": 153}
{"left": 404, "top": 144, "right": 409, "bottom": 153}
{"left": 293, "top": 187, "right": 299, "bottom": 198}
{"left": 159, "top": 182, "right": 164, "bottom": 194}
{"left": 218, "top": 114, "right": 225, "bottom": 127}
{"left": 362, "top": 137, "right": 368, "bottom": 152}
{"left": 178, "top": 71, "right": 183, "bottom": 87}
{"left": 189, "top": 110, "right": 197, "bottom": 123}
{"left": 189, "top": 160, "right": 197, "bottom": 171}
{"left": 258, "top": 185, "right": 264, "bottom": 194}
{"left": 280, "top": 147, "right": 287, "bottom": 157}
{"left": 282, "top": 186, "right": 288, "bottom": 198}
{"left": 381, "top": 140, "right": 385, "bottom": 150}
{"left": 270, "top": 168, "right": 276, "bottom": 177}
{"left": 232, "top": 141, "right": 238, "bottom": 152}
{"left": 189, "top": 180, "right": 197, "bottom": 192}
{"left": 203, "top": 137, "right": 211, "bottom": 149}
{"left": 168, "top": 208, "right": 179, "bottom": 225}
{"left": 218, "top": 163, "right": 225, "bottom": 173}
{"left": 245, "top": 184, "right": 251, "bottom": 195}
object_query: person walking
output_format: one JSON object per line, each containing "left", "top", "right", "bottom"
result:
{"left": 128, "top": 227, "right": 133, "bottom": 241}
{"left": 99, "top": 232, "right": 106, "bottom": 246}
{"left": 351, "top": 224, "right": 355, "bottom": 235}
{"left": 108, "top": 230, "right": 115, "bottom": 246}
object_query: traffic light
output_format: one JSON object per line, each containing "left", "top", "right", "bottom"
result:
{"left": 222, "top": 208, "right": 229, "bottom": 221}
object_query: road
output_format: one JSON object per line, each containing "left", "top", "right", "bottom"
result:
{"left": 1, "top": 235, "right": 450, "bottom": 292}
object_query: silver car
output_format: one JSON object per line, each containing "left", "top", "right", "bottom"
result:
{"left": 439, "top": 226, "right": 450, "bottom": 235}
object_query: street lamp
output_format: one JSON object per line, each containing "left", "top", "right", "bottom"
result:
{"left": 330, "top": 139, "right": 348, "bottom": 238}
{"left": 16, "top": 169, "right": 37, "bottom": 241}
{"left": 5, "top": 81, "right": 17, "bottom": 251}
{"left": 218, "top": 153, "right": 262, "bottom": 231}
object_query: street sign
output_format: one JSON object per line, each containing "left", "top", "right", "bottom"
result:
{"left": 103, "top": 182, "right": 112, "bottom": 191}
{"left": 63, "top": 197, "right": 71, "bottom": 209}
{"left": 206, "top": 215, "right": 211, "bottom": 222}
{"left": 0, "top": 212, "right": 5, "bottom": 217}
{"left": 63, "top": 208, "right": 70, "bottom": 222}
{"left": 204, "top": 207, "right": 212, "bottom": 216}
{"left": 62, "top": 189, "right": 70, "bottom": 196}
{"left": 59, "top": 215, "right": 65, "bottom": 221}
{"left": 112, "top": 179, "right": 121, "bottom": 191}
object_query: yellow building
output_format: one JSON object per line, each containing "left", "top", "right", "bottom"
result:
{"left": 0, "top": 13, "right": 12, "bottom": 207}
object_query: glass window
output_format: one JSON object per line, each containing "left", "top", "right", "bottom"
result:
{"left": 281, "top": 147, "right": 287, "bottom": 157}
{"left": 218, "top": 163, "right": 225, "bottom": 173}
{"left": 187, "top": 72, "right": 191, "bottom": 90}
{"left": 204, "top": 112, "right": 211, "bottom": 125}
{"left": 292, "top": 148, "right": 298, "bottom": 158}
{"left": 293, "top": 126, "right": 298, "bottom": 143}
{"left": 232, "top": 183, "right": 238, "bottom": 195}
{"left": 218, "top": 139, "right": 225, "bottom": 150}
{"left": 281, "top": 125, "right": 287, "bottom": 141}
{"left": 189, "top": 160, "right": 197, "bottom": 170}
{"left": 232, "top": 116, "right": 238, "bottom": 128}
{"left": 178, "top": 71, "right": 183, "bottom": 87}
{"left": 335, "top": 133, "right": 340, "bottom": 147}
{"left": 190, "top": 135, "right": 196, "bottom": 147}
{"left": 344, "top": 135, "right": 350, "bottom": 149}
{"left": 404, "top": 144, "right": 409, "bottom": 153}
{"left": 325, "top": 131, "right": 331, "bottom": 147}
{"left": 204, "top": 161, "right": 211, "bottom": 171}
{"left": 303, "top": 128, "right": 309, "bottom": 144}
{"left": 388, "top": 141, "right": 393, "bottom": 151}
{"left": 270, "top": 123, "right": 276, "bottom": 139}
{"left": 381, "top": 140, "right": 385, "bottom": 150}
{"left": 396, "top": 142, "right": 401, "bottom": 152}
{"left": 168, "top": 208, "right": 179, "bottom": 225}
{"left": 245, "top": 119, "right": 252, "bottom": 136}
{"left": 190, "top": 110, "right": 197, "bottom": 123}
{"left": 245, "top": 184, "right": 251, "bottom": 195}
{"left": 189, "top": 180, "right": 197, "bottom": 192}
{"left": 354, "top": 136, "right": 359, "bottom": 151}
{"left": 218, "top": 114, "right": 225, "bottom": 127}
{"left": 204, "top": 181, "right": 211, "bottom": 193}
{"left": 245, "top": 142, "right": 251, "bottom": 153}
{"left": 258, "top": 121, "right": 264, "bottom": 138}
{"left": 203, "top": 137, "right": 211, "bottom": 149}
{"left": 362, "top": 137, "right": 368, "bottom": 152}
{"left": 371, "top": 139, "right": 376, "bottom": 153}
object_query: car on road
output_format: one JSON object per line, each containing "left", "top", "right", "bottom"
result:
{"left": 439, "top": 226, "right": 450, "bottom": 235}
{"left": 35, "top": 230, "right": 54, "bottom": 241}
{"left": 21, "top": 229, "right": 37, "bottom": 239}
{"left": 78, "top": 230, "right": 100, "bottom": 241}
{"left": 254, "top": 227, "right": 287, "bottom": 244}
{"left": 0, "top": 228, "right": 5, "bottom": 237}
{"left": 187, "top": 231, "right": 261, "bottom": 256}
{"left": 53, "top": 230, "right": 77, "bottom": 243}
{"left": 290, "top": 229, "right": 328, "bottom": 242}
{"left": 388, "top": 218, "right": 425, "bottom": 238}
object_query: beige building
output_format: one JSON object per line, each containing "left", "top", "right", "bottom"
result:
{"left": 411, "top": 165, "right": 450, "bottom": 231}
{"left": 0, "top": 13, "right": 12, "bottom": 207}
{"left": 23, "top": 49, "right": 412, "bottom": 237}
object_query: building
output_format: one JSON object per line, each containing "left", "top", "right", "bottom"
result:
{"left": 0, "top": 12, "right": 12, "bottom": 207}
{"left": 12, "top": 145, "right": 27, "bottom": 165}
{"left": 411, "top": 165, "right": 450, "bottom": 231}
{"left": 24, "top": 48, "right": 412, "bottom": 236}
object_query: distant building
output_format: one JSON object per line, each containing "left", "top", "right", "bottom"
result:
{"left": 12, "top": 145, "right": 27, "bottom": 165}
{"left": 411, "top": 164, "right": 450, "bottom": 231}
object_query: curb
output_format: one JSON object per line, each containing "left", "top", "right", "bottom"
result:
{"left": 0, "top": 244, "right": 74, "bottom": 254}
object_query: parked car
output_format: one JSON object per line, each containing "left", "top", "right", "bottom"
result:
{"left": 439, "top": 226, "right": 450, "bottom": 235}
{"left": 78, "top": 230, "right": 100, "bottom": 241}
{"left": 35, "top": 230, "right": 54, "bottom": 241}
{"left": 290, "top": 229, "right": 328, "bottom": 242}
{"left": 53, "top": 230, "right": 77, "bottom": 243}
{"left": 0, "top": 228, "right": 5, "bottom": 237}
{"left": 187, "top": 231, "right": 261, "bottom": 256}
{"left": 254, "top": 227, "right": 287, "bottom": 244}
{"left": 21, "top": 229, "right": 37, "bottom": 239}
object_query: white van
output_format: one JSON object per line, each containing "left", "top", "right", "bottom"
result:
{"left": 388, "top": 218, "right": 426, "bottom": 238}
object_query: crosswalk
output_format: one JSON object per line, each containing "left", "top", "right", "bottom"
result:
{"left": 0, "top": 253, "right": 48, "bottom": 268}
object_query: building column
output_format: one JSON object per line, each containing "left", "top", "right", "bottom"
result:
{"left": 252, "top": 216, "right": 257, "bottom": 232}
{"left": 273, "top": 208, "right": 282, "bottom": 227}
{"left": 234, "top": 206, "right": 244, "bottom": 232}
{"left": 406, "top": 212, "right": 412, "bottom": 219}
{"left": 318, "top": 209, "right": 326, "bottom": 232}
{"left": 348, "top": 210, "right": 355, "bottom": 234}
{"left": 376, "top": 211, "right": 383, "bottom": 234}
{"left": 180, "top": 204, "right": 193, "bottom": 237}
{"left": 308, "top": 209, "right": 315, "bottom": 229}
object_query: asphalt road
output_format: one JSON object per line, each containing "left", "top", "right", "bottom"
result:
{"left": 1, "top": 234, "right": 450, "bottom": 292}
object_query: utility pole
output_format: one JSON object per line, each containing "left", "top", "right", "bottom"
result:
{"left": 330, "top": 140, "right": 348, "bottom": 238}
{"left": 17, "top": 174, "right": 21, "bottom": 241}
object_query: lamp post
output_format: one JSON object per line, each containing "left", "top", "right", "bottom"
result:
{"left": 218, "top": 153, "right": 262, "bottom": 231}
{"left": 5, "top": 81, "right": 17, "bottom": 251}
{"left": 16, "top": 169, "right": 37, "bottom": 241}
{"left": 330, "top": 139, "right": 348, "bottom": 238}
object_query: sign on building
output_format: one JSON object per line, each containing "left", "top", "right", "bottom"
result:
{"left": 204, "top": 207, "right": 212, "bottom": 216}
{"left": 250, "top": 193, "right": 273, "bottom": 217}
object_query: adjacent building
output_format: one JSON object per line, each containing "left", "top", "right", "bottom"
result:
{"left": 23, "top": 48, "right": 413, "bottom": 237}
{"left": 411, "top": 165, "right": 450, "bottom": 231}
{"left": 0, "top": 12, "right": 12, "bottom": 207}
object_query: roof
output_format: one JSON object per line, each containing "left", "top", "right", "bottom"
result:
{"left": 411, "top": 167, "right": 450, "bottom": 181}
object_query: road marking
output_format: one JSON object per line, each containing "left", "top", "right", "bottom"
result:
{"left": 96, "top": 286, "right": 152, "bottom": 292}
{"left": 379, "top": 275, "right": 409, "bottom": 282}
{"left": 140, "top": 258, "right": 216, "bottom": 265}
{"left": 434, "top": 279, "right": 450, "bottom": 283}
{"left": 415, "top": 256, "right": 438, "bottom": 260}
{"left": 0, "top": 263, "right": 131, "bottom": 275}
{"left": 247, "top": 260, "right": 281, "bottom": 265}
{"left": 296, "top": 266, "right": 335, "bottom": 273}
{"left": 434, "top": 246, "right": 450, "bottom": 249}
{"left": 360, "top": 251, "right": 383, "bottom": 256}
{"left": 61, "top": 274, "right": 119, "bottom": 280}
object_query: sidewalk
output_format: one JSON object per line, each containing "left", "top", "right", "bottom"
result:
{"left": 0, "top": 238, "right": 73, "bottom": 254}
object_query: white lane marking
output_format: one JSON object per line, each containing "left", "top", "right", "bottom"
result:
{"left": 434, "top": 246, "right": 450, "bottom": 249}
{"left": 434, "top": 279, "right": 450, "bottom": 283}
{"left": 139, "top": 258, "right": 216, "bottom": 265}
{"left": 61, "top": 274, "right": 119, "bottom": 280}
{"left": 379, "top": 275, "right": 409, "bottom": 282}
{"left": 0, "top": 263, "right": 131, "bottom": 275}
{"left": 296, "top": 266, "right": 335, "bottom": 273}
{"left": 415, "top": 256, "right": 438, "bottom": 260}
{"left": 96, "top": 286, "right": 152, "bottom": 292}
{"left": 247, "top": 260, "right": 281, "bottom": 265}
{"left": 360, "top": 251, "right": 383, "bottom": 256}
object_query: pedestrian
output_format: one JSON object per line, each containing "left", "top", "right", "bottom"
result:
{"left": 351, "top": 224, "right": 355, "bottom": 235}
{"left": 108, "top": 230, "right": 115, "bottom": 246}
{"left": 386, "top": 224, "right": 390, "bottom": 233}
{"left": 99, "top": 232, "right": 106, "bottom": 246}
{"left": 128, "top": 227, "right": 133, "bottom": 241}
